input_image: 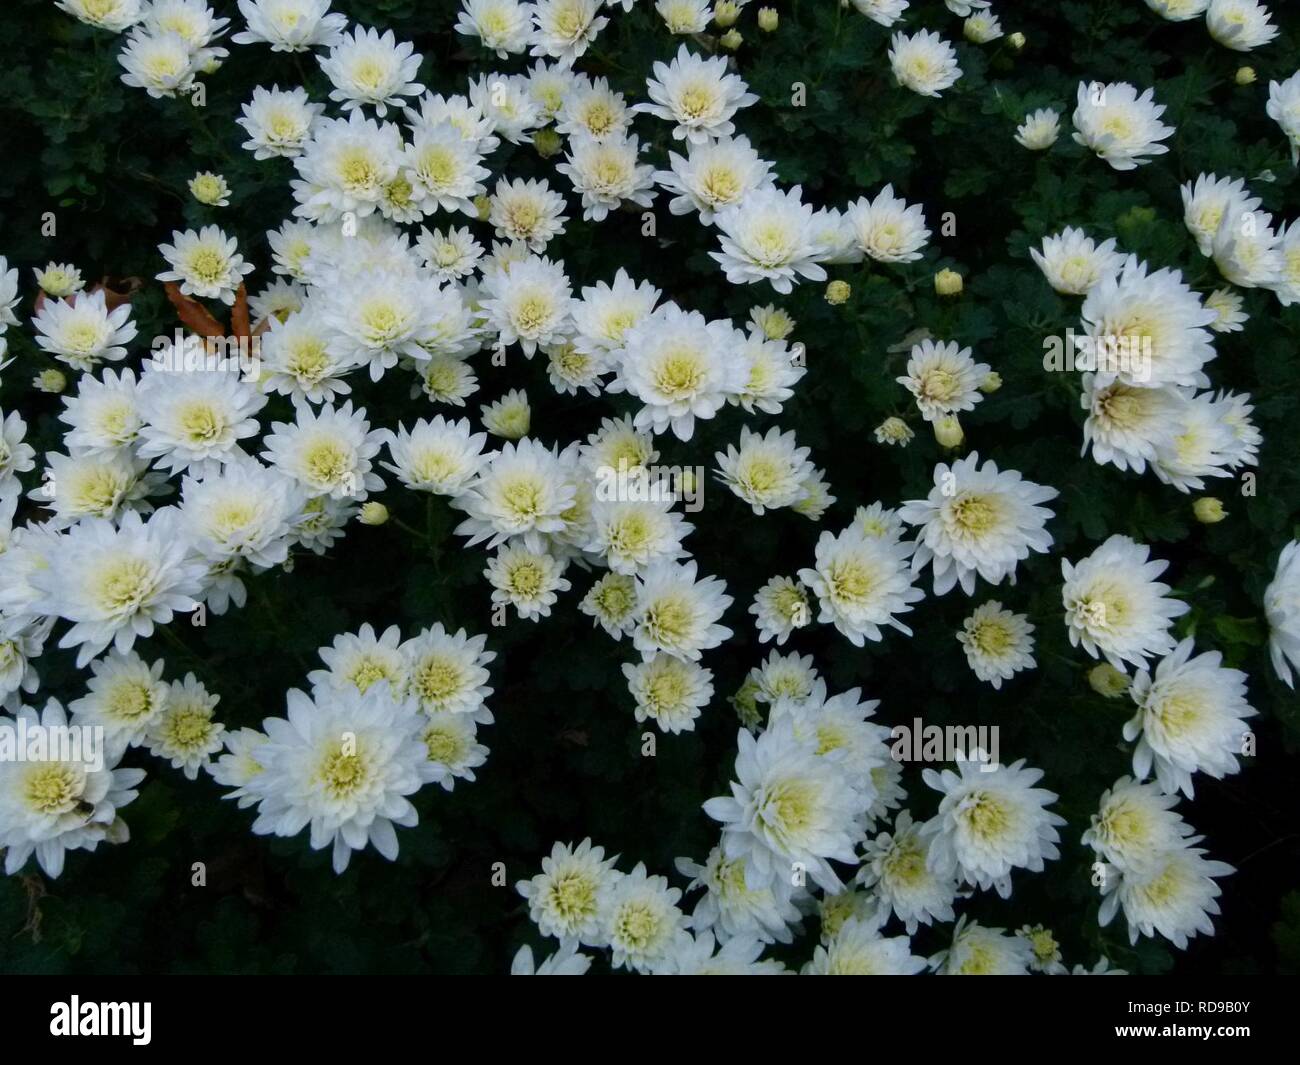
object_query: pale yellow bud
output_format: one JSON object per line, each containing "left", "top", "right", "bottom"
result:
{"left": 825, "top": 280, "right": 851, "bottom": 305}
{"left": 34, "top": 369, "right": 68, "bottom": 394}
{"left": 1088, "top": 663, "right": 1130, "bottom": 699}
{"left": 1235, "top": 67, "right": 1256, "bottom": 86}
{"left": 933, "top": 415, "right": 964, "bottom": 449}
{"left": 714, "top": 1, "right": 740, "bottom": 27}
{"left": 1193, "top": 497, "right": 1227, "bottom": 524}
{"left": 359, "top": 502, "right": 390, "bottom": 526}
{"left": 719, "top": 28, "right": 743, "bottom": 51}
{"left": 934, "top": 268, "right": 964, "bottom": 296}
{"left": 758, "top": 7, "right": 778, "bottom": 31}
{"left": 979, "top": 371, "right": 1002, "bottom": 393}
{"left": 533, "top": 128, "right": 563, "bottom": 159}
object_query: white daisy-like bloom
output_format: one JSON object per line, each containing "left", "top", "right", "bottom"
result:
{"left": 675, "top": 846, "right": 802, "bottom": 945}
{"left": 852, "top": 501, "right": 909, "bottom": 545}
{"left": 453, "top": 438, "right": 577, "bottom": 552}
{"left": 747, "top": 303, "right": 795, "bottom": 340}
{"left": 1206, "top": 0, "right": 1277, "bottom": 51}
{"left": 136, "top": 368, "right": 266, "bottom": 476}
{"left": 0, "top": 622, "right": 45, "bottom": 709}
{"left": 143, "top": 0, "right": 229, "bottom": 51}
{"left": 555, "top": 76, "right": 628, "bottom": 142}
{"left": 1083, "top": 775, "right": 1194, "bottom": 874}
{"left": 900, "top": 453, "right": 1059, "bottom": 597}
{"left": 455, "top": 0, "right": 532, "bottom": 58}
{"left": 655, "top": 0, "right": 711, "bottom": 34}
{"left": 531, "top": 0, "right": 609, "bottom": 66}
{"left": 844, "top": 184, "right": 929, "bottom": 263}
{"left": 1269, "top": 219, "right": 1300, "bottom": 307}
{"left": 569, "top": 270, "right": 659, "bottom": 362}
{"left": 31, "top": 290, "right": 137, "bottom": 371}
{"left": 585, "top": 494, "right": 691, "bottom": 575}
{"left": 486, "top": 543, "right": 570, "bottom": 620}
{"left": 487, "top": 177, "right": 568, "bottom": 252}
{"left": 237, "top": 85, "right": 323, "bottom": 159}
{"left": 944, "top": 0, "right": 989, "bottom": 12}
{"left": 526, "top": 60, "right": 578, "bottom": 120}
{"left": 1212, "top": 203, "right": 1284, "bottom": 289}
{"left": 0, "top": 256, "right": 20, "bottom": 327}
{"left": 1014, "top": 107, "right": 1061, "bottom": 150}
{"left": 657, "top": 930, "right": 786, "bottom": 975}
{"left": 931, "top": 916, "right": 1033, "bottom": 975}
{"left": 261, "top": 400, "right": 385, "bottom": 500}
{"left": 34, "top": 450, "right": 165, "bottom": 528}
{"left": 714, "top": 426, "right": 815, "bottom": 515}
{"left": 769, "top": 684, "right": 890, "bottom": 803}
{"left": 857, "top": 810, "right": 957, "bottom": 934}
{"left": 1207, "top": 389, "right": 1260, "bottom": 469}
{"left": 406, "top": 90, "right": 499, "bottom": 152}
{"left": 320, "top": 269, "right": 443, "bottom": 381}
{"left": 1030, "top": 227, "right": 1123, "bottom": 295}
{"left": 612, "top": 304, "right": 746, "bottom": 441}
{"left": 248, "top": 278, "right": 307, "bottom": 328}
{"left": 957, "top": 601, "right": 1035, "bottom": 689}
{"left": 58, "top": 369, "right": 141, "bottom": 455}
{"left": 0, "top": 409, "right": 37, "bottom": 506}
{"left": 1180, "top": 173, "right": 1260, "bottom": 258}
{"left": 404, "top": 126, "right": 490, "bottom": 217}
{"left": 888, "top": 30, "right": 962, "bottom": 98}
{"left": 418, "top": 354, "right": 479, "bottom": 406}
{"left": 68, "top": 649, "right": 169, "bottom": 751}
{"left": 232, "top": 0, "right": 346, "bottom": 52}
{"left": 545, "top": 339, "right": 605, "bottom": 395}
{"left": 1266, "top": 72, "right": 1300, "bottom": 164}
{"left": 599, "top": 863, "right": 686, "bottom": 973}
{"left": 1072, "top": 81, "right": 1174, "bottom": 170}
{"left": 156, "top": 225, "right": 255, "bottom": 305}
{"left": 655, "top": 136, "right": 773, "bottom": 224}
{"left": 35, "top": 509, "right": 206, "bottom": 667}
{"left": 623, "top": 652, "right": 713, "bottom": 734}
{"left": 1079, "top": 373, "right": 1181, "bottom": 475}
{"left": 318, "top": 26, "right": 423, "bottom": 116}
{"left": 1099, "top": 841, "right": 1234, "bottom": 949}
{"left": 749, "top": 650, "right": 820, "bottom": 706}
{"left": 416, "top": 225, "right": 484, "bottom": 282}
{"left": 307, "top": 623, "right": 408, "bottom": 699}
{"left": 850, "top": 0, "right": 909, "bottom": 27}
{"left": 963, "top": 11, "right": 1002, "bottom": 43}
{"left": 1205, "top": 286, "right": 1249, "bottom": 331}
{"left": 1144, "top": 0, "right": 1210, "bottom": 19}
{"left": 1016, "top": 925, "right": 1066, "bottom": 974}
{"left": 711, "top": 185, "right": 827, "bottom": 295}
{"left": 731, "top": 331, "right": 804, "bottom": 416}
{"left": 292, "top": 111, "right": 405, "bottom": 222}
{"left": 632, "top": 559, "right": 732, "bottom": 662}
{"left": 578, "top": 415, "right": 659, "bottom": 479}
{"left": 117, "top": 28, "right": 198, "bottom": 98}
{"left": 510, "top": 943, "right": 592, "bottom": 976}
{"left": 259, "top": 307, "right": 360, "bottom": 408}
{"left": 418, "top": 711, "right": 489, "bottom": 791}
{"left": 705, "top": 716, "right": 868, "bottom": 893}
{"left": 799, "top": 527, "right": 923, "bottom": 646}
{"left": 289, "top": 493, "right": 358, "bottom": 554}
{"left": 579, "top": 572, "right": 639, "bottom": 639}
{"left": 922, "top": 756, "right": 1065, "bottom": 898}
{"left": 1061, "top": 535, "right": 1188, "bottom": 671}
{"left": 897, "top": 339, "right": 990, "bottom": 423}
{"left": 1265, "top": 540, "right": 1300, "bottom": 688}
{"left": 1125, "top": 638, "right": 1255, "bottom": 798}
{"left": 381, "top": 415, "right": 487, "bottom": 496}
{"left": 1151, "top": 390, "right": 1239, "bottom": 493}
{"left": 402, "top": 624, "right": 495, "bottom": 719}
{"left": 145, "top": 673, "right": 224, "bottom": 780}
{"left": 634, "top": 44, "right": 758, "bottom": 144}
{"left": 750, "top": 576, "right": 811, "bottom": 646}
{"left": 1078, "top": 254, "right": 1217, "bottom": 390}
{"left": 34, "top": 262, "right": 85, "bottom": 298}
{"left": 480, "top": 389, "right": 532, "bottom": 439}
{"left": 56, "top": 0, "right": 144, "bottom": 32}
{"left": 246, "top": 681, "right": 426, "bottom": 874}
{"left": 207, "top": 727, "right": 269, "bottom": 807}
{"left": 557, "top": 134, "right": 657, "bottom": 222}
{"left": 0, "top": 698, "right": 145, "bottom": 879}
{"left": 468, "top": 72, "right": 543, "bottom": 144}
{"left": 267, "top": 219, "right": 317, "bottom": 281}
{"left": 803, "top": 915, "right": 928, "bottom": 975}
{"left": 517, "top": 837, "right": 621, "bottom": 946}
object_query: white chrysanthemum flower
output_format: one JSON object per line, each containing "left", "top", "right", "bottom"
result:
{"left": 35, "top": 509, "right": 206, "bottom": 667}
{"left": 555, "top": 76, "right": 628, "bottom": 141}
{"left": 1099, "top": 841, "right": 1234, "bottom": 949}
{"left": 656, "top": 0, "right": 710, "bottom": 34}
{"left": 655, "top": 135, "right": 773, "bottom": 224}
{"left": 1072, "top": 81, "right": 1174, "bottom": 170}
{"left": 798, "top": 527, "right": 923, "bottom": 645}
{"left": 1266, "top": 72, "right": 1300, "bottom": 164}
{"left": 1125, "top": 638, "right": 1255, "bottom": 798}
{"left": 852, "top": 502, "right": 908, "bottom": 545}
{"left": 157, "top": 225, "right": 255, "bottom": 305}
{"left": 750, "top": 576, "right": 811, "bottom": 646}
{"left": 406, "top": 90, "right": 499, "bottom": 152}
{"left": 0, "top": 699, "right": 145, "bottom": 879}
{"left": 118, "top": 28, "right": 198, "bottom": 98}
{"left": 632, "top": 559, "right": 732, "bottom": 661}
{"left": 957, "top": 601, "right": 1035, "bottom": 688}
{"left": 288, "top": 493, "right": 357, "bottom": 554}
{"left": 657, "top": 931, "right": 786, "bottom": 976}
{"left": 0, "top": 409, "right": 37, "bottom": 506}
{"left": 261, "top": 400, "right": 385, "bottom": 500}
{"left": 849, "top": 0, "right": 908, "bottom": 26}
{"left": 232, "top": 0, "right": 346, "bottom": 52}
{"left": 897, "top": 339, "right": 990, "bottom": 422}
{"left": 675, "top": 846, "right": 801, "bottom": 945}
{"left": 307, "top": 623, "right": 408, "bottom": 699}
{"left": 247, "top": 278, "right": 307, "bottom": 328}
{"left": 578, "top": 416, "right": 659, "bottom": 481}
{"left": 320, "top": 269, "right": 443, "bottom": 380}
{"left": 415, "top": 225, "right": 483, "bottom": 282}
{"left": 35, "top": 450, "right": 164, "bottom": 528}
{"left": 1204, "top": 286, "right": 1249, "bottom": 331}
{"left": 1151, "top": 390, "right": 1240, "bottom": 492}
{"left": 1180, "top": 173, "right": 1260, "bottom": 257}
{"left": 569, "top": 271, "right": 660, "bottom": 363}
{"left": 634, "top": 44, "right": 758, "bottom": 144}
{"left": 857, "top": 810, "right": 957, "bottom": 933}
{"left": 1015, "top": 925, "right": 1066, "bottom": 974}
{"left": 1265, "top": 540, "right": 1300, "bottom": 688}
{"left": 456, "top": 0, "right": 532, "bottom": 57}
{"left": 844, "top": 184, "right": 929, "bottom": 263}
{"left": 453, "top": 438, "right": 577, "bottom": 552}
{"left": 1083, "top": 775, "right": 1194, "bottom": 874}
{"left": 1212, "top": 203, "right": 1284, "bottom": 289}
{"left": 531, "top": 0, "right": 608, "bottom": 66}
{"left": 468, "top": 73, "right": 543, "bottom": 144}
{"left": 0, "top": 257, "right": 20, "bottom": 328}
{"left": 715, "top": 426, "right": 813, "bottom": 515}
{"left": 480, "top": 388, "right": 531, "bottom": 439}
{"left": 188, "top": 170, "right": 231, "bottom": 206}
{"left": 57, "top": 369, "right": 141, "bottom": 455}
{"left": 557, "top": 134, "right": 656, "bottom": 222}
{"left": 238, "top": 85, "right": 323, "bottom": 159}
{"left": 579, "top": 571, "right": 639, "bottom": 639}
{"left": 803, "top": 915, "right": 927, "bottom": 975}
{"left": 705, "top": 717, "right": 868, "bottom": 893}
{"left": 292, "top": 111, "right": 405, "bottom": 222}
{"left": 136, "top": 368, "right": 266, "bottom": 476}
{"left": 931, "top": 916, "right": 1033, "bottom": 975}
{"left": 888, "top": 30, "right": 962, "bottom": 97}
{"left": 480, "top": 255, "right": 574, "bottom": 359}
{"left": 748, "top": 651, "right": 820, "bottom": 706}
{"left": 382, "top": 416, "right": 487, "bottom": 496}
{"left": 57, "top": 0, "right": 144, "bottom": 32}
{"left": 599, "top": 863, "right": 686, "bottom": 972}
{"left": 418, "top": 712, "right": 488, "bottom": 791}
{"left": 963, "top": 11, "right": 1002, "bottom": 43}
{"left": 525, "top": 60, "right": 578, "bottom": 119}
{"left": 31, "top": 289, "right": 137, "bottom": 371}
{"left": 723, "top": 334, "right": 800, "bottom": 418}
{"left": 712, "top": 185, "right": 827, "bottom": 294}
{"left": 247, "top": 682, "right": 426, "bottom": 874}
{"left": 418, "top": 354, "right": 479, "bottom": 406}
{"left": 923, "top": 756, "right": 1065, "bottom": 897}
{"left": 1080, "top": 373, "right": 1181, "bottom": 474}
{"left": 1206, "top": 0, "right": 1277, "bottom": 50}
{"left": 585, "top": 493, "right": 691, "bottom": 575}
{"left": 1014, "top": 107, "right": 1061, "bottom": 150}
{"left": 0, "top": 623, "right": 45, "bottom": 709}
{"left": 1030, "top": 227, "right": 1123, "bottom": 295}
{"left": 68, "top": 649, "right": 169, "bottom": 750}
{"left": 1269, "top": 219, "right": 1300, "bottom": 306}
{"left": 623, "top": 652, "right": 712, "bottom": 734}
{"left": 486, "top": 543, "right": 570, "bottom": 620}
{"left": 206, "top": 727, "right": 265, "bottom": 804}
{"left": 402, "top": 624, "right": 495, "bottom": 718}
{"left": 900, "top": 453, "right": 1058, "bottom": 596}
{"left": 266, "top": 219, "right": 316, "bottom": 281}
{"left": 260, "top": 307, "right": 360, "bottom": 408}
{"left": 544, "top": 339, "right": 605, "bottom": 395}
{"left": 613, "top": 304, "right": 746, "bottom": 440}
{"left": 145, "top": 673, "right": 224, "bottom": 780}
{"left": 404, "top": 127, "right": 490, "bottom": 217}
{"left": 318, "top": 26, "right": 423, "bottom": 116}
{"left": 34, "top": 262, "right": 86, "bottom": 298}
{"left": 487, "top": 177, "right": 568, "bottom": 251}
{"left": 1206, "top": 389, "right": 1260, "bottom": 469}
{"left": 1144, "top": 0, "right": 1210, "bottom": 18}
{"left": 517, "top": 838, "right": 620, "bottom": 945}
